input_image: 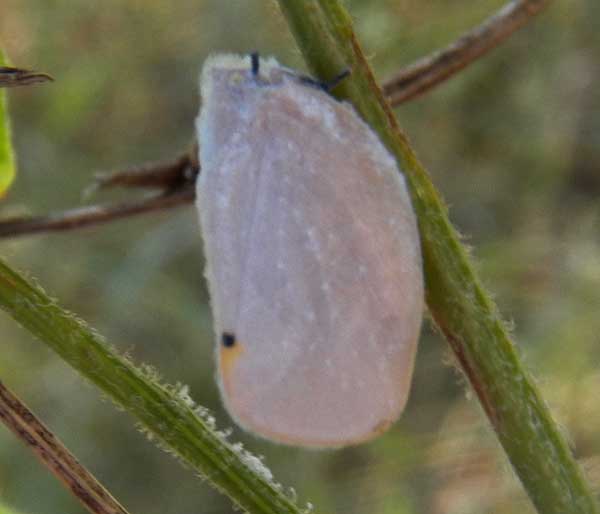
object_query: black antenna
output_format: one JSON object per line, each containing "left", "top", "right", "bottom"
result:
{"left": 250, "top": 52, "right": 260, "bottom": 76}
{"left": 298, "top": 68, "right": 352, "bottom": 93}
{"left": 323, "top": 69, "right": 351, "bottom": 92}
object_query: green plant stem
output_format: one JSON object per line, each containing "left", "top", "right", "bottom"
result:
{"left": 0, "top": 49, "right": 16, "bottom": 195}
{"left": 0, "top": 259, "right": 301, "bottom": 514}
{"left": 276, "top": 1, "right": 599, "bottom": 513}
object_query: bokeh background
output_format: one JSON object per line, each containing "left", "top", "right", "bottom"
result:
{"left": 0, "top": 1, "right": 599, "bottom": 513}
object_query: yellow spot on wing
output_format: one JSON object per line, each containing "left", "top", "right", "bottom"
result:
{"left": 220, "top": 340, "right": 244, "bottom": 394}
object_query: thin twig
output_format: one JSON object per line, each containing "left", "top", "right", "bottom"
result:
{"left": 0, "top": 188, "right": 194, "bottom": 238}
{"left": 0, "top": 379, "right": 131, "bottom": 514}
{"left": 383, "top": 0, "right": 550, "bottom": 105}
{"left": 0, "top": 0, "right": 550, "bottom": 239}
{"left": 0, "top": 66, "right": 53, "bottom": 88}
{"left": 91, "top": 144, "right": 198, "bottom": 192}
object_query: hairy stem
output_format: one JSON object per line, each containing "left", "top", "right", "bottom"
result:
{"left": 276, "top": 1, "right": 599, "bottom": 513}
{"left": 0, "top": 259, "right": 302, "bottom": 514}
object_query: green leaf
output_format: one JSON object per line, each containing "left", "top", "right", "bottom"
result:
{"left": 0, "top": 48, "right": 16, "bottom": 196}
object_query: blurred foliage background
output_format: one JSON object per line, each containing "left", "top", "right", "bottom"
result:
{"left": 0, "top": 1, "right": 599, "bottom": 513}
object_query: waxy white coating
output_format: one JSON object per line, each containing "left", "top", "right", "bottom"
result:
{"left": 196, "top": 54, "right": 423, "bottom": 447}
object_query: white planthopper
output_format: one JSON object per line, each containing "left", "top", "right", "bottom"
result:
{"left": 196, "top": 53, "right": 423, "bottom": 447}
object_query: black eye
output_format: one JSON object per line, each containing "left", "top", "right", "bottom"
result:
{"left": 221, "top": 332, "right": 236, "bottom": 348}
